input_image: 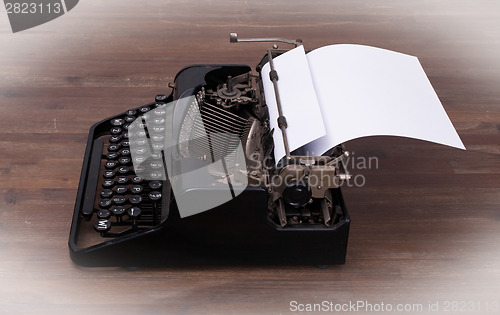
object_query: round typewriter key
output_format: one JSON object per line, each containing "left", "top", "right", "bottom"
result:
{"left": 117, "top": 166, "right": 129, "bottom": 174}
{"left": 109, "top": 135, "right": 121, "bottom": 143}
{"left": 110, "top": 127, "right": 122, "bottom": 135}
{"left": 129, "top": 195, "right": 142, "bottom": 204}
{"left": 149, "top": 191, "right": 162, "bottom": 201}
{"left": 99, "top": 198, "right": 112, "bottom": 208}
{"left": 123, "top": 123, "right": 131, "bottom": 130}
{"left": 106, "top": 152, "right": 118, "bottom": 160}
{"left": 152, "top": 135, "right": 164, "bottom": 142}
{"left": 152, "top": 143, "right": 164, "bottom": 151}
{"left": 127, "top": 206, "right": 142, "bottom": 218}
{"left": 104, "top": 161, "right": 118, "bottom": 169}
{"left": 126, "top": 109, "right": 137, "bottom": 116}
{"left": 154, "top": 117, "right": 165, "bottom": 124}
{"left": 119, "top": 148, "right": 131, "bottom": 156}
{"left": 112, "top": 206, "right": 126, "bottom": 221}
{"left": 132, "top": 175, "right": 144, "bottom": 184}
{"left": 150, "top": 172, "right": 163, "bottom": 179}
{"left": 124, "top": 115, "right": 136, "bottom": 123}
{"left": 100, "top": 189, "right": 113, "bottom": 198}
{"left": 97, "top": 209, "right": 111, "bottom": 219}
{"left": 119, "top": 156, "right": 131, "bottom": 165}
{"left": 108, "top": 144, "right": 120, "bottom": 151}
{"left": 152, "top": 126, "right": 165, "bottom": 133}
{"left": 136, "top": 130, "right": 147, "bottom": 137}
{"left": 102, "top": 179, "right": 114, "bottom": 188}
{"left": 140, "top": 106, "right": 150, "bottom": 113}
{"left": 122, "top": 132, "right": 129, "bottom": 139}
{"left": 112, "top": 195, "right": 126, "bottom": 205}
{"left": 111, "top": 118, "right": 125, "bottom": 126}
{"left": 116, "top": 176, "right": 128, "bottom": 184}
{"left": 134, "top": 165, "right": 145, "bottom": 173}
{"left": 154, "top": 108, "right": 166, "bottom": 115}
{"left": 112, "top": 206, "right": 126, "bottom": 216}
{"left": 121, "top": 140, "right": 130, "bottom": 147}
{"left": 150, "top": 161, "right": 163, "bottom": 169}
{"left": 151, "top": 152, "right": 162, "bottom": 160}
{"left": 94, "top": 219, "right": 111, "bottom": 233}
{"left": 127, "top": 207, "right": 142, "bottom": 227}
{"left": 155, "top": 94, "right": 167, "bottom": 103}
{"left": 134, "top": 147, "right": 147, "bottom": 155}
{"left": 133, "top": 156, "right": 146, "bottom": 164}
{"left": 149, "top": 181, "right": 162, "bottom": 190}
{"left": 103, "top": 170, "right": 115, "bottom": 178}
{"left": 135, "top": 139, "right": 147, "bottom": 146}
{"left": 130, "top": 185, "right": 143, "bottom": 194}
{"left": 115, "top": 185, "right": 127, "bottom": 194}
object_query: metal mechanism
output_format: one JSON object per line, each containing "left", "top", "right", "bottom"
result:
{"left": 230, "top": 33, "right": 302, "bottom": 47}
{"left": 268, "top": 152, "right": 350, "bottom": 227}
{"left": 230, "top": 33, "right": 350, "bottom": 228}
{"left": 178, "top": 88, "right": 251, "bottom": 162}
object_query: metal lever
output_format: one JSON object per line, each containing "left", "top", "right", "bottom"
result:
{"left": 266, "top": 50, "right": 291, "bottom": 160}
{"left": 230, "top": 33, "right": 302, "bottom": 47}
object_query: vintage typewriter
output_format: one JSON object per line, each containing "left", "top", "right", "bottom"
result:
{"left": 69, "top": 34, "right": 351, "bottom": 267}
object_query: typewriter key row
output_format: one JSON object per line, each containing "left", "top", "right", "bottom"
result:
{"left": 85, "top": 100, "right": 169, "bottom": 236}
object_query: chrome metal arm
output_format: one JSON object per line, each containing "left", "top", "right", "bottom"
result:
{"left": 230, "top": 33, "right": 302, "bottom": 47}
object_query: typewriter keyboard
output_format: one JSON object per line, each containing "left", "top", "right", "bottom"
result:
{"left": 82, "top": 102, "right": 170, "bottom": 237}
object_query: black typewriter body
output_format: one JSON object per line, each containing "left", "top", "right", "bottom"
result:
{"left": 69, "top": 53, "right": 351, "bottom": 267}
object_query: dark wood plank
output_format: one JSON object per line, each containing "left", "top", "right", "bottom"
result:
{"left": 1, "top": 0, "right": 500, "bottom": 314}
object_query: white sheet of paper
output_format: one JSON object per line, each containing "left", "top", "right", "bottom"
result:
{"left": 262, "top": 44, "right": 465, "bottom": 162}
{"left": 261, "top": 45, "right": 326, "bottom": 162}
{"left": 304, "top": 44, "right": 465, "bottom": 155}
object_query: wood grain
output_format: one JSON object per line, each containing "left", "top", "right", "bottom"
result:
{"left": 1, "top": 0, "right": 500, "bottom": 314}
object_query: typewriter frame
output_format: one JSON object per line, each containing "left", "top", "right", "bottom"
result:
{"left": 69, "top": 54, "right": 351, "bottom": 267}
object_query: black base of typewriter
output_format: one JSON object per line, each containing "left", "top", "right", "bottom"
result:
{"left": 70, "top": 185, "right": 350, "bottom": 267}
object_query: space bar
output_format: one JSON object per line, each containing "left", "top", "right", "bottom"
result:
{"left": 81, "top": 138, "right": 104, "bottom": 217}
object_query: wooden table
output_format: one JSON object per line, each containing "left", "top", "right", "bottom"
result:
{"left": 1, "top": 0, "right": 499, "bottom": 314}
